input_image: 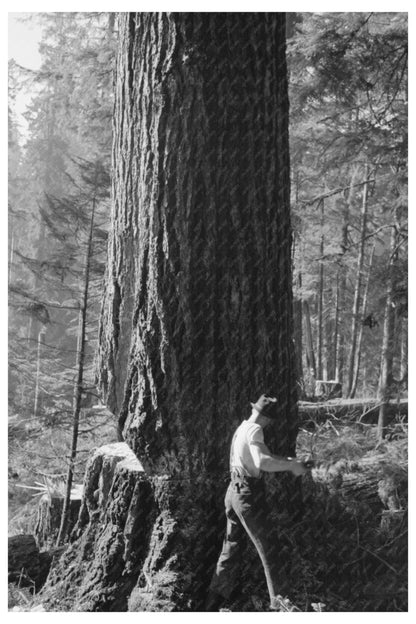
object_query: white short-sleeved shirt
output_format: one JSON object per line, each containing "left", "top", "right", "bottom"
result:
{"left": 230, "top": 420, "right": 264, "bottom": 478}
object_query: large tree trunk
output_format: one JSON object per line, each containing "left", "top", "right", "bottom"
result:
{"left": 92, "top": 12, "right": 296, "bottom": 610}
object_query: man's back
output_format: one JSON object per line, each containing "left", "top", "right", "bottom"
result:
{"left": 230, "top": 420, "right": 264, "bottom": 479}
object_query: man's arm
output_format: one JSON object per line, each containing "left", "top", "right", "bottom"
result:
{"left": 251, "top": 441, "right": 308, "bottom": 476}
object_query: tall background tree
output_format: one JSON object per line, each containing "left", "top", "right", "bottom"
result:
{"left": 288, "top": 12, "right": 407, "bottom": 405}
{"left": 8, "top": 12, "right": 117, "bottom": 533}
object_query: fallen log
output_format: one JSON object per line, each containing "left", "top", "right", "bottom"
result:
{"left": 299, "top": 398, "right": 407, "bottom": 426}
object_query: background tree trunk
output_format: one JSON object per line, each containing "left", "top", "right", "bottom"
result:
{"left": 333, "top": 272, "right": 340, "bottom": 382}
{"left": 346, "top": 164, "right": 370, "bottom": 397}
{"left": 292, "top": 180, "right": 304, "bottom": 396}
{"left": 377, "top": 221, "right": 399, "bottom": 441}
{"left": 293, "top": 295, "right": 304, "bottom": 395}
{"left": 350, "top": 242, "right": 375, "bottom": 397}
{"left": 95, "top": 12, "right": 296, "bottom": 610}
{"left": 9, "top": 226, "right": 15, "bottom": 284}
{"left": 316, "top": 199, "right": 325, "bottom": 380}
{"left": 303, "top": 300, "right": 316, "bottom": 395}
{"left": 57, "top": 196, "right": 96, "bottom": 545}
{"left": 335, "top": 165, "right": 359, "bottom": 389}
{"left": 399, "top": 319, "right": 408, "bottom": 384}
{"left": 33, "top": 326, "right": 46, "bottom": 418}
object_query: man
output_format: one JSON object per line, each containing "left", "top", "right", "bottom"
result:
{"left": 205, "top": 394, "right": 309, "bottom": 611}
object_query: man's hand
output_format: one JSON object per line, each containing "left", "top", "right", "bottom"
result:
{"left": 290, "top": 460, "right": 309, "bottom": 477}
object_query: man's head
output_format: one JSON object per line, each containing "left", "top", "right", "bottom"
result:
{"left": 250, "top": 394, "right": 278, "bottom": 423}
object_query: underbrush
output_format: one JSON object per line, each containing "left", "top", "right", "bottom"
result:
{"left": 8, "top": 583, "right": 38, "bottom": 611}
{"left": 229, "top": 420, "right": 407, "bottom": 612}
{"left": 290, "top": 420, "right": 408, "bottom": 611}
{"left": 8, "top": 411, "right": 119, "bottom": 536}
{"left": 8, "top": 417, "right": 407, "bottom": 612}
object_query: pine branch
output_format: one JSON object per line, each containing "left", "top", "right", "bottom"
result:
{"left": 298, "top": 179, "right": 375, "bottom": 207}
{"left": 9, "top": 284, "right": 80, "bottom": 311}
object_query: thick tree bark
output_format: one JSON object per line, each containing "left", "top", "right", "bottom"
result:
{"left": 94, "top": 12, "right": 296, "bottom": 610}
{"left": 99, "top": 12, "right": 295, "bottom": 462}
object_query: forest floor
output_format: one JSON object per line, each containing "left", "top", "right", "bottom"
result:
{"left": 8, "top": 409, "right": 408, "bottom": 612}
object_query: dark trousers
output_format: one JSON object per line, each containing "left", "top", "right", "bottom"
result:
{"left": 209, "top": 476, "right": 283, "bottom": 606}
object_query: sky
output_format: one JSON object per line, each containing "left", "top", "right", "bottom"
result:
{"left": 8, "top": 13, "right": 43, "bottom": 140}
{"left": 8, "top": 13, "right": 42, "bottom": 70}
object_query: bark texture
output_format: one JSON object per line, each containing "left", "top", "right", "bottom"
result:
{"left": 90, "top": 12, "right": 294, "bottom": 610}
{"left": 42, "top": 443, "right": 157, "bottom": 611}
{"left": 98, "top": 12, "right": 295, "bottom": 464}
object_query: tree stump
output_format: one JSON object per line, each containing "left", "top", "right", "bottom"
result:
{"left": 34, "top": 492, "right": 82, "bottom": 548}
{"left": 39, "top": 443, "right": 153, "bottom": 612}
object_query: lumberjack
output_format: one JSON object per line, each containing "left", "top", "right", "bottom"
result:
{"left": 205, "top": 394, "right": 309, "bottom": 611}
